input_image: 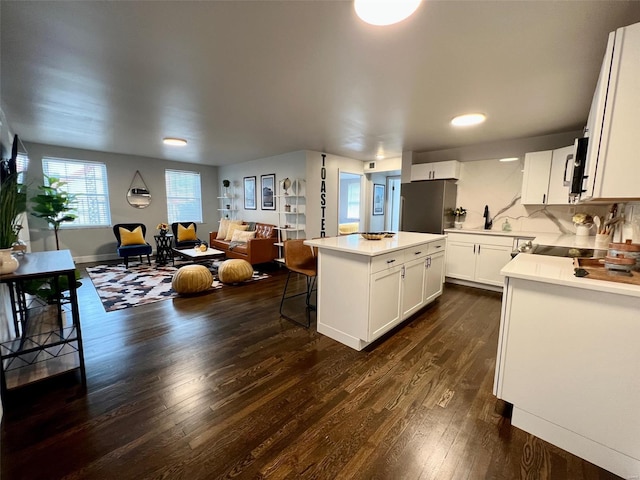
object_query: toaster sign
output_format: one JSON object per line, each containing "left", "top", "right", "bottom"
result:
{"left": 320, "top": 153, "right": 327, "bottom": 238}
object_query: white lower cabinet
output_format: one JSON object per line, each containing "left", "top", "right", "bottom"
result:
{"left": 369, "top": 265, "right": 403, "bottom": 340}
{"left": 316, "top": 237, "right": 446, "bottom": 351}
{"left": 445, "top": 233, "right": 514, "bottom": 288}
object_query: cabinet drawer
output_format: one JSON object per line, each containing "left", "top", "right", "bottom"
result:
{"left": 371, "top": 251, "right": 403, "bottom": 273}
{"left": 404, "top": 245, "right": 429, "bottom": 262}
{"left": 428, "top": 240, "right": 446, "bottom": 254}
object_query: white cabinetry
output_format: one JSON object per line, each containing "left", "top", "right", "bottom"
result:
{"left": 494, "top": 272, "right": 640, "bottom": 478}
{"left": 275, "top": 179, "right": 306, "bottom": 262}
{"left": 521, "top": 146, "right": 574, "bottom": 205}
{"left": 411, "top": 160, "right": 460, "bottom": 181}
{"left": 445, "top": 233, "right": 513, "bottom": 289}
{"left": 311, "top": 235, "right": 446, "bottom": 351}
{"left": 546, "top": 145, "right": 575, "bottom": 205}
{"left": 581, "top": 22, "right": 640, "bottom": 202}
{"left": 217, "top": 186, "right": 237, "bottom": 219}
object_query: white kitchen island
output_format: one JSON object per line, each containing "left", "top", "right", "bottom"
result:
{"left": 305, "top": 232, "right": 446, "bottom": 351}
{"left": 494, "top": 253, "right": 640, "bottom": 478}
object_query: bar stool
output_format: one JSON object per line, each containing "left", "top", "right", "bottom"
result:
{"left": 279, "top": 239, "right": 317, "bottom": 327}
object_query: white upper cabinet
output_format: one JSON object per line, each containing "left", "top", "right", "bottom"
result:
{"left": 582, "top": 22, "right": 640, "bottom": 202}
{"left": 411, "top": 160, "right": 460, "bottom": 181}
{"left": 521, "top": 146, "right": 575, "bottom": 205}
{"left": 546, "top": 145, "right": 575, "bottom": 205}
{"left": 520, "top": 150, "right": 552, "bottom": 205}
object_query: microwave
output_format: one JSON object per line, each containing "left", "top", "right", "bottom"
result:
{"left": 569, "top": 137, "right": 589, "bottom": 201}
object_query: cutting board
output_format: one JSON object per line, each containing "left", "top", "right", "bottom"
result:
{"left": 574, "top": 258, "right": 640, "bottom": 285}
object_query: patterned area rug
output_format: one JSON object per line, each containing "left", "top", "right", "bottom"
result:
{"left": 85, "top": 262, "right": 269, "bottom": 312}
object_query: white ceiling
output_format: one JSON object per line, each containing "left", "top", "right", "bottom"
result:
{"left": 2, "top": 1, "right": 640, "bottom": 166}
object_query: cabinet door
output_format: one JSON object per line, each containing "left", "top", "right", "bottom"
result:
{"left": 368, "top": 265, "right": 403, "bottom": 341}
{"left": 410, "top": 163, "right": 433, "bottom": 181}
{"left": 401, "top": 257, "right": 426, "bottom": 319}
{"left": 432, "top": 160, "right": 460, "bottom": 180}
{"left": 474, "top": 244, "right": 513, "bottom": 286}
{"left": 521, "top": 150, "right": 552, "bottom": 205}
{"left": 546, "top": 145, "right": 574, "bottom": 205}
{"left": 424, "top": 252, "right": 445, "bottom": 304}
{"left": 445, "top": 241, "right": 476, "bottom": 281}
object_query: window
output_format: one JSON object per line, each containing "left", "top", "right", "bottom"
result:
{"left": 165, "top": 169, "right": 202, "bottom": 224}
{"left": 339, "top": 172, "right": 362, "bottom": 223}
{"left": 42, "top": 157, "right": 111, "bottom": 227}
{"left": 16, "top": 153, "right": 28, "bottom": 184}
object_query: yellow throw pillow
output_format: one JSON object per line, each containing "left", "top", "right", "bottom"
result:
{"left": 225, "top": 223, "right": 248, "bottom": 241}
{"left": 216, "top": 219, "right": 242, "bottom": 240}
{"left": 231, "top": 229, "right": 256, "bottom": 242}
{"left": 177, "top": 223, "right": 198, "bottom": 242}
{"left": 119, "top": 226, "right": 146, "bottom": 246}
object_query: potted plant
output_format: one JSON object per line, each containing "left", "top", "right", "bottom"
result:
{"left": 222, "top": 179, "right": 231, "bottom": 197}
{"left": 30, "top": 175, "right": 77, "bottom": 250}
{"left": 452, "top": 206, "right": 467, "bottom": 229}
{"left": 0, "top": 170, "right": 27, "bottom": 274}
{"left": 25, "top": 175, "right": 81, "bottom": 302}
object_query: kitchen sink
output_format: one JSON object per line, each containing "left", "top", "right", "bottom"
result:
{"left": 530, "top": 244, "right": 605, "bottom": 258}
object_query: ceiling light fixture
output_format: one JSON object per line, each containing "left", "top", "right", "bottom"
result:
{"left": 375, "top": 154, "right": 385, "bottom": 160}
{"left": 354, "top": 0, "right": 422, "bottom": 26}
{"left": 162, "top": 137, "right": 187, "bottom": 146}
{"left": 499, "top": 157, "right": 519, "bottom": 162}
{"left": 451, "top": 113, "right": 486, "bottom": 127}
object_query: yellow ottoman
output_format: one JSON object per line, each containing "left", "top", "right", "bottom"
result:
{"left": 218, "top": 259, "right": 253, "bottom": 284}
{"left": 172, "top": 265, "right": 213, "bottom": 295}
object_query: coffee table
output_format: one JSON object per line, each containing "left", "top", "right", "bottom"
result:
{"left": 172, "top": 247, "right": 226, "bottom": 264}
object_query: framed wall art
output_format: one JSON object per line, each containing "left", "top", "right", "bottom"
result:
{"left": 261, "top": 173, "right": 276, "bottom": 210}
{"left": 373, "top": 183, "right": 385, "bottom": 215}
{"left": 244, "top": 176, "right": 256, "bottom": 210}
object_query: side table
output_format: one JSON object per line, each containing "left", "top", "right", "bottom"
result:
{"left": 154, "top": 234, "right": 174, "bottom": 266}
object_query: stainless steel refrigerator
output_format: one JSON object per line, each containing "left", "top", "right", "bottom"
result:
{"left": 400, "top": 180, "right": 457, "bottom": 234}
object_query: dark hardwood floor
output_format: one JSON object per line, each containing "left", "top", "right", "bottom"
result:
{"left": 1, "top": 262, "right": 621, "bottom": 480}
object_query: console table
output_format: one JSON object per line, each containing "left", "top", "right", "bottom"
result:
{"left": 0, "top": 250, "right": 86, "bottom": 401}
{"left": 154, "top": 234, "right": 174, "bottom": 266}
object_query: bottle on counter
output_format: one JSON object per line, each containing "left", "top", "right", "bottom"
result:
{"left": 502, "top": 219, "right": 512, "bottom": 232}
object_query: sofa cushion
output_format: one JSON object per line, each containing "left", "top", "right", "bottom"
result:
{"left": 225, "top": 223, "right": 249, "bottom": 241}
{"left": 231, "top": 229, "right": 256, "bottom": 242}
{"left": 217, "top": 219, "right": 242, "bottom": 240}
{"left": 255, "top": 223, "right": 275, "bottom": 239}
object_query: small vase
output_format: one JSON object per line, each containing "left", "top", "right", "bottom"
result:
{"left": 454, "top": 216, "right": 465, "bottom": 229}
{"left": 0, "top": 248, "right": 20, "bottom": 274}
{"left": 160, "top": 230, "right": 167, "bottom": 236}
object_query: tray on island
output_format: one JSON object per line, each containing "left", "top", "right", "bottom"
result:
{"left": 573, "top": 258, "right": 640, "bottom": 286}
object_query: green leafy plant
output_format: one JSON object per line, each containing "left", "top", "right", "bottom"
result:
{"left": 222, "top": 179, "right": 231, "bottom": 188}
{"left": 22, "top": 269, "right": 82, "bottom": 304}
{"left": 0, "top": 171, "right": 27, "bottom": 249}
{"left": 30, "top": 175, "right": 77, "bottom": 250}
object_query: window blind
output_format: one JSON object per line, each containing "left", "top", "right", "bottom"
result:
{"left": 42, "top": 157, "right": 111, "bottom": 227}
{"left": 165, "top": 169, "right": 203, "bottom": 224}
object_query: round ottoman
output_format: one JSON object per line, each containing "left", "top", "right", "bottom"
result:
{"left": 218, "top": 259, "right": 253, "bottom": 284}
{"left": 172, "top": 264, "right": 213, "bottom": 295}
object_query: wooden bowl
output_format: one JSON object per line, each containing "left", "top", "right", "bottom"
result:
{"left": 361, "top": 232, "right": 385, "bottom": 240}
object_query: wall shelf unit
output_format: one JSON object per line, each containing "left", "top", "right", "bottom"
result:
{"left": 275, "top": 178, "right": 306, "bottom": 263}
{"left": 217, "top": 186, "right": 238, "bottom": 220}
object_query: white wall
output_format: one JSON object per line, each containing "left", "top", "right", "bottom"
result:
{"left": 456, "top": 158, "right": 608, "bottom": 233}
{"left": 217, "top": 150, "right": 307, "bottom": 231}
{"left": 24, "top": 142, "right": 219, "bottom": 262}
{"left": 305, "top": 151, "right": 364, "bottom": 238}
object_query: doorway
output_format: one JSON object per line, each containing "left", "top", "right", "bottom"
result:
{"left": 386, "top": 176, "right": 401, "bottom": 231}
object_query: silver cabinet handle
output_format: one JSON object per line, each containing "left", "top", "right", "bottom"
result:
{"left": 478, "top": 244, "right": 481, "bottom": 254}
{"left": 473, "top": 244, "right": 476, "bottom": 254}
{"left": 401, "top": 265, "right": 405, "bottom": 278}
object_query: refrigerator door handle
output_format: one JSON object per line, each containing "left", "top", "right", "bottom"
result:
{"left": 399, "top": 196, "right": 404, "bottom": 231}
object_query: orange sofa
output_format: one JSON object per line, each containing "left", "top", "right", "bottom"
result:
{"left": 209, "top": 222, "right": 278, "bottom": 265}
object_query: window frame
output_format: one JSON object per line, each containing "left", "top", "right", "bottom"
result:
{"left": 41, "top": 157, "right": 112, "bottom": 229}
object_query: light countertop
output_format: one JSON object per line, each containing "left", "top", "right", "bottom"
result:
{"left": 445, "top": 228, "right": 538, "bottom": 238}
{"left": 305, "top": 232, "right": 445, "bottom": 256}
{"left": 501, "top": 253, "right": 640, "bottom": 298}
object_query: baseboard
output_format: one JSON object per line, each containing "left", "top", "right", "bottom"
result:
{"left": 445, "top": 277, "right": 503, "bottom": 293}
{"left": 73, "top": 253, "right": 121, "bottom": 265}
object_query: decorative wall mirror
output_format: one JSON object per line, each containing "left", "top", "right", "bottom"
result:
{"left": 127, "top": 170, "right": 151, "bottom": 208}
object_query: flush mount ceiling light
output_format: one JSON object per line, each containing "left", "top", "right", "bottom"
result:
{"left": 451, "top": 113, "right": 486, "bottom": 127}
{"left": 375, "top": 154, "right": 385, "bottom": 160}
{"left": 499, "top": 157, "right": 519, "bottom": 162}
{"left": 162, "top": 137, "right": 187, "bottom": 146}
{"left": 354, "top": 0, "right": 422, "bottom": 26}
